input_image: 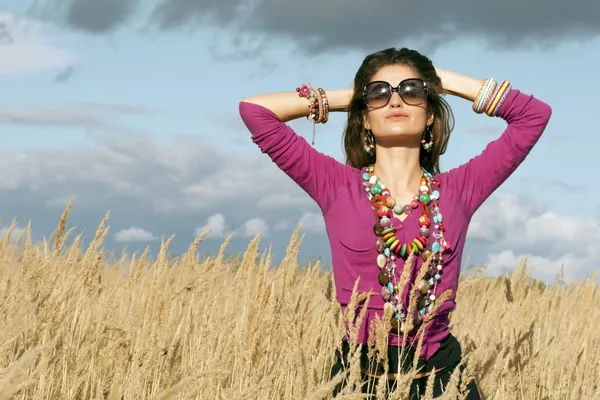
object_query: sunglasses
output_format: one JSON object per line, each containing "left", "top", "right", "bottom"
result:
{"left": 362, "top": 78, "right": 428, "bottom": 109}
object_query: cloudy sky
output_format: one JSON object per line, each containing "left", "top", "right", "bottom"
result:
{"left": 1, "top": 0, "right": 598, "bottom": 283}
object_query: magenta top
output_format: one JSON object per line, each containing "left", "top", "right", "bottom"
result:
{"left": 239, "top": 90, "right": 552, "bottom": 360}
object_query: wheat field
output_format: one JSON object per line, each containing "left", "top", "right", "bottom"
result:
{"left": 0, "top": 203, "right": 599, "bottom": 400}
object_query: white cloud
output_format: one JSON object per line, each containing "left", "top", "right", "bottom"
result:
{"left": 115, "top": 227, "right": 158, "bottom": 242}
{"left": 483, "top": 250, "right": 574, "bottom": 283}
{"left": 196, "top": 213, "right": 230, "bottom": 239}
{"left": 0, "top": 104, "right": 311, "bottom": 216}
{"left": 257, "top": 192, "right": 312, "bottom": 210}
{"left": 0, "top": 11, "right": 75, "bottom": 75}
{"left": 274, "top": 220, "right": 289, "bottom": 232}
{"left": 0, "top": 225, "right": 26, "bottom": 241}
{"left": 242, "top": 218, "right": 270, "bottom": 237}
{"left": 0, "top": 103, "right": 151, "bottom": 129}
{"left": 469, "top": 194, "right": 600, "bottom": 282}
{"left": 298, "top": 212, "right": 325, "bottom": 234}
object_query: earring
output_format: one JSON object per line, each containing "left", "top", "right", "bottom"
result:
{"left": 363, "top": 130, "right": 375, "bottom": 154}
{"left": 421, "top": 125, "right": 433, "bottom": 152}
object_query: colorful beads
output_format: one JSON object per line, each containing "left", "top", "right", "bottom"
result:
{"left": 371, "top": 194, "right": 385, "bottom": 208}
{"left": 418, "top": 279, "right": 429, "bottom": 294}
{"left": 421, "top": 249, "right": 432, "bottom": 261}
{"left": 382, "top": 286, "right": 391, "bottom": 301}
{"left": 376, "top": 254, "right": 387, "bottom": 269}
{"left": 380, "top": 217, "right": 391, "bottom": 227}
{"left": 373, "top": 224, "right": 384, "bottom": 236}
{"left": 362, "top": 164, "right": 449, "bottom": 333}
{"left": 411, "top": 241, "right": 419, "bottom": 254}
{"left": 400, "top": 243, "right": 407, "bottom": 257}
{"left": 386, "top": 197, "right": 396, "bottom": 208}
{"left": 377, "top": 206, "right": 389, "bottom": 217}
{"left": 378, "top": 271, "right": 389, "bottom": 285}
{"left": 381, "top": 228, "right": 394, "bottom": 236}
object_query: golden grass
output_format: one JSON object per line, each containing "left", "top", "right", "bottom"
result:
{"left": 0, "top": 204, "right": 599, "bottom": 399}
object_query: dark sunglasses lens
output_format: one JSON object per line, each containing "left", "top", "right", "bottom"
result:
{"left": 365, "top": 82, "right": 392, "bottom": 108}
{"left": 400, "top": 80, "right": 426, "bottom": 105}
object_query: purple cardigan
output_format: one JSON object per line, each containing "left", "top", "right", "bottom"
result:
{"left": 239, "top": 90, "right": 552, "bottom": 360}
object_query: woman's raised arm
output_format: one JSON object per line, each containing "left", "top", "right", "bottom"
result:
{"left": 435, "top": 69, "right": 552, "bottom": 217}
{"left": 239, "top": 86, "right": 355, "bottom": 214}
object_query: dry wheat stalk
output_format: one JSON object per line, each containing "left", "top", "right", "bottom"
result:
{"left": 0, "top": 210, "right": 598, "bottom": 399}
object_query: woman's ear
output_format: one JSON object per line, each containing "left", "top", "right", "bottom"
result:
{"left": 427, "top": 112, "right": 434, "bottom": 127}
{"left": 363, "top": 113, "right": 371, "bottom": 131}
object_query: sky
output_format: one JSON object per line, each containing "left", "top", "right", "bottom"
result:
{"left": 0, "top": 0, "right": 598, "bottom": 284}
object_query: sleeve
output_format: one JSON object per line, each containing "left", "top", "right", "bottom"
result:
{"left": 239, "top": 101, "right": 355, "bottom": 214}
{"left": 445, "top": 90, "right": 552, "bottom": 218}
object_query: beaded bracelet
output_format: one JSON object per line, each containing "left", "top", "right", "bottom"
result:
{"left": 296, "top": 83, "right": 330, "bottom": 145}
{"left": 296, "top": 83, "right": 319, "bottom": 144}
{"left": 296, "top": 83, "right": 319, "bottom": 121}
{"left": 318, "top": 88, "right": 329, "bottom": 123}
{"left": 315, "top": 88, "right": 323, "bottom": 124}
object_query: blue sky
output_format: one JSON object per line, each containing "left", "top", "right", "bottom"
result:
{"left": 0, "top": 1, "right": 597, "bottom": 283}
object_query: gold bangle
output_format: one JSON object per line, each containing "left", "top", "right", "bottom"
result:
{"left": 486, "top": 81, "right": 510, "bottom": 116}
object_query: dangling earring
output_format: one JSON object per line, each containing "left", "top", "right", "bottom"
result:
{"left": 363, "top": 130, "right": 375, "bottom": 154}
{"left": 421, "top": 125, "right": 433, "bottom": 152}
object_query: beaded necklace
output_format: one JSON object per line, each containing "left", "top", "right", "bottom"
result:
{"left": 361, "top": 164, "right": 450, "bottom": 334}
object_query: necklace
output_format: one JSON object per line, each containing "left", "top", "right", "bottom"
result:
{"left": 361, "top": 164, "right": 450, "bottom": 335}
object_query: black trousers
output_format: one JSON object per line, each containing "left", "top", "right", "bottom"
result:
{"left": 329, "top": 335, "right": 481, "bottom": 399}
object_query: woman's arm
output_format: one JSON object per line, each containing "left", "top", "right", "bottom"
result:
{"left": 435, "top": 69, "right": 553, "bottom": 217}
{"left": 242, "top": 89, "right": 352, "bottom": 122}
{"left": 435, "top": 68, "right": 484, "bottom": 102}
{"left": 240, "top": 86, "right": 355, "bottom": 214}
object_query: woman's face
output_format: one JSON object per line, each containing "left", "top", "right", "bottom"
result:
{"left": 363, "top": 64, "right": 434, "bottom": 146}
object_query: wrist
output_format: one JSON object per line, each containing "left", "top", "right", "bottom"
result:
{"left": 326, "top": 88, "right": 353, "bottom": 112}
{"left": 436, "top": 68, "right": 484, "bottom": 102}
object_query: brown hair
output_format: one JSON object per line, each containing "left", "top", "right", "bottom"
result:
{"left": 343, "top": 47, "right": 454, "bottom": 175}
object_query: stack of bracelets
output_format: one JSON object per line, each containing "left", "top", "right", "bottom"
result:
{"left": 296, "top": 83, "right": 329, "bottom": 145}
{"left": 472, "top": 78, "right": 512, "bottom": 116}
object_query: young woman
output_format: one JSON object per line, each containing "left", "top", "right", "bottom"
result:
{"left": 239, "top": 47, "right": 552, "bottom": 398}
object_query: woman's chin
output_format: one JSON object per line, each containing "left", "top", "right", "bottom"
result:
{"left": 377, "top": 130, "right": 420, "bottom": 140}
